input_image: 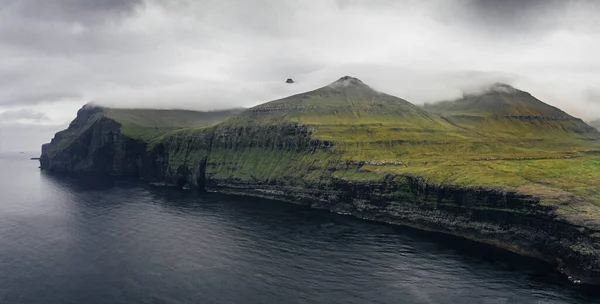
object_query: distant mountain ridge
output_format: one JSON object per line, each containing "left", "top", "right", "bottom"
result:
{"left": 426, "top": 83, "right": 574, "bottom": 118}
{"left": 423, "top": 83, "right": 599, "bottom": 139}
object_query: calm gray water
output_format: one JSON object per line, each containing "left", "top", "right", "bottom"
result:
{"left": 0, "top": 152, "right": 598, "bottom": 304}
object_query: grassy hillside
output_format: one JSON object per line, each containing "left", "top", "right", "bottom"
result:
{"left": 424, "top": 84, "right": 571, "bottom": 117}
{"left": 193, "top": 78, "right": 600, "bottom": 212}
{"left": 423, "top": 83, "right": 599, "bottom": 140}
{"left": 223, "top": 76, "right": 465, "bottom": 147}
{"left": 103, "top": 107, "right": 243, "bottom": 142}
{"left": 227, "top": 76, "right": 439, "bottom": 126}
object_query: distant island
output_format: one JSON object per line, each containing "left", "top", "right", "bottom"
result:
{"left": 39, "top": 76, "right": 600, "bottom": 285}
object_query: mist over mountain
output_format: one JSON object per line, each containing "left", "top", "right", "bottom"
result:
{"left": 2, "top": 0, "right": 600, "bottom": 152}
{"left": 590, "top": 119, "right": 600, "bottom": 131}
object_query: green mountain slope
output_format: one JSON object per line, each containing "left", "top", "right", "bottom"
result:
{"left": 102, "top": 107, "right": 243, "bottom": 141}
{"left": 425, "top": 84, "right": 570, "bottom": 117}
{"left": 229, "top": 76, "right": 437, "bottom": 126}
{"left": 423, "top": 83, "right": 599, "bottom": 140}
{"left": 222, "top": 76, "right": 461, "bottom": 157}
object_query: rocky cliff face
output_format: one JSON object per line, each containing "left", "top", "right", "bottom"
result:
{"left": 208, "top": 178, "right": 600, "bottom": 285}
{"left": 114, "top": 120, "right": 600, "bottom": 285}
{"left": 41, "top": 106, "right": 147, "bottom": 175}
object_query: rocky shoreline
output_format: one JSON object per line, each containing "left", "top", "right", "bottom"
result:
{"left": 204, "top": 178, "right": 600, "bottom": 285}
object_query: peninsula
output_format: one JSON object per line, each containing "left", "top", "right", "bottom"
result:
{"left": 40, "top": 77, "right": 600, "bottom": 284}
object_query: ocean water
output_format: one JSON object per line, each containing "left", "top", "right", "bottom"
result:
{"left": 0, "top": 152, "right": 598, "bottom": 304}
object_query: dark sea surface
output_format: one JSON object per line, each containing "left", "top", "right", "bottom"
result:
{"left": 0, "top": 152, "right": 599, "bottom": 304}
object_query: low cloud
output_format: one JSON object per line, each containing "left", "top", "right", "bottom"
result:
{"left": 4, "top": 0, "right": 144, "bottom": 25}
{"left": 0, "top": 109, "right": 50, "bottom": 123}
{"left": 0, "top": 122, "right": 67, "bottom": 152}
{"left": 0, "top": 91, "right": 82, "bottom": 107}
{"left": 453, "top": 0, "right": 569, "bottom": 35}
{"left": 587, "top": 87, "right": 600, "bottom": 104}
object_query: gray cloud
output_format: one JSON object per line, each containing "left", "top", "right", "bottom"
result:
{"left": 0, "top": 1, "right": 148, "bottom": 55}
{"left": 460, "top": 0, "right": 566, "bottom": 32}
{"left": 331, "top": 0, "right": 590, "bottom": 36}
{"left": 587, "top": 87, "right": 600, "bottom": 104}
{"left": 0, "top": 91, "right": 82, "bottom": 107}
{"left": 0, "top": 109, "right": 50, "bottom": 122}
{"left": 4, "top": 0, "right": 144, "bottom": 24}
{"left": 0, "top": 122, "right": 67, "bottom": 152}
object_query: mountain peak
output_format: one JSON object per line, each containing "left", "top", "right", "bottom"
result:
{"left": 82, "top": 101, "right": 100, "bottom": 109}
{"left": 461, "top": 83, "right": 524, "bottom": 98}
{"left": 328, "top": 76, "right": 370, "bottom": 89}
{"left": 77, "top": 101, "right": 103, "bottom": 117}
{"left": 487, "top": 83, "right": 521, "bottom": 94}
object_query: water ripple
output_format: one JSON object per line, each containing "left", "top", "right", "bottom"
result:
{"left": 0, "top": 156, "right": 598, "bottom": 303}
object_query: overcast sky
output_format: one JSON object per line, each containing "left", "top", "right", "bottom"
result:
{"left": 1, "top": 0, "right": 600, "bottom": 152}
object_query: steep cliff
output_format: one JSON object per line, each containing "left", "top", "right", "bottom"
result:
{"left": 40, "top": 105, "right": 242, "bottom": 175}
{"left": 40, "top": 77, "right": 600, "bottom": 284}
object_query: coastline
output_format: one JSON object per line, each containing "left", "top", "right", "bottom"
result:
{"left": 202, "top": 180, "right": 600, "bottom": 285}
{"left": 40, "top": 168, "right": 599, "bottom": 285}
{"left": 36, "top": 88, "right": 600, "bottom": 286}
